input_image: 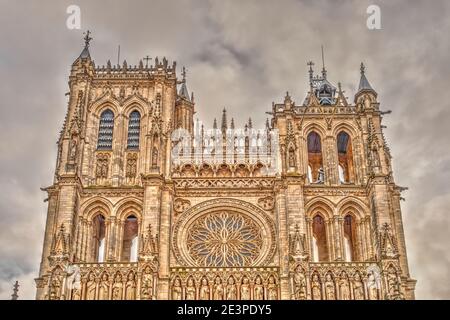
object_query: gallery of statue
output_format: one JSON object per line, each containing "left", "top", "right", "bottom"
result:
{"left": 35, "top": 33, "right": 416, "bottom": 300}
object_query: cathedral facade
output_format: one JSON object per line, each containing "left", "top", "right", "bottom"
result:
{"left": 35, "top": 33, "right": 416, "bottom": 300}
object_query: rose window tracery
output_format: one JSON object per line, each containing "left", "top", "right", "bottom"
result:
{"left": 186, "top": 211, "right": 263, "bottom": 267}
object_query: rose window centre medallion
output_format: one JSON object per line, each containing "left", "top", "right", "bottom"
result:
{"left": 186, "top": 211, "right": 263, "bottom": 267}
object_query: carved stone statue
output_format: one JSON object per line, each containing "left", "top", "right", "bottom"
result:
{"left": 85, "top": 273, "right": 97, "bottom": 300}
{"left": 293, "top": 266, "right": 307, "bottom": 300}
{"left": 141, "top": 266, "right": 154, "bottom": 300}
{"left": 288, "top": 148, "right": 296, "bottom": 168}
{"left": 324, "top": 274, "right": 336, "bottom": 300}
{"left": 213, "top": 277, "right": 224, "bottom": 300}
{"left": 254, "top": 276, "right": 264, "bottom": 300}
{"left": 367, "top": 271, "right": 379, "bottom": 300}
{"left": 311, "top": 274, "right": 322, "bottom": 300}
{"left": 69, "top": 135, "right": 78, "bottom": 161}
{"left": 267, "top": 275, "right": 278, "bottom": 300}
{"left": 353, "top": 273, "right": 364, "bottom": 300}
{"left": 199, "top": 277, "right": 210, "bottom": 300}
{"left": 49, "top": 272, "right": 62, "bottom": 300}
{"left": 125, "top": 272, "right": 136, "bottom": 300}
{"left": 65, "top": 265, "right": 81, "bottom": 300}
{"left": 226, "top": 277, "right": 237, "bottom": 300}
{"left": 172, "top": 278, "right": 182, "bottom": 300}
{"left": 98, "top": 273, "right": 110, "bottom": 300}
{"left": 186, "top": 278, "right": 196, "bottom": 300}
{"left": 338, "top": 273, "right": 350, "bottom": 300}
{"left": 151, "top": 148, "right": 158, "bottom": 168}
{"left": 112, "top": 273, "right": 123, "bottom": 300}
{"left": 240, "top": 276, "right": 251, "bottom": 300}
{"left": 386, "top": 266, "right": 402, "bottom": 300}
{"left": 316, "top": 167, "right": 325, "bottom": 184}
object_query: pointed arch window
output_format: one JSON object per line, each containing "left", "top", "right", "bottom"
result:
{"left": 121, "top": 215, "right": 138, "bottom": 262}
{"left": 343, "top": 215, "right": 357, "bottom": 262}
{"left": 127, "top": 110, "right": 141, "bottom": 149}
{"left": 93, "top": 215, "right": 106, "bottom": 262}
{"left": 97, "top": 109, "right": 114, "bottom": 150}
{"left": 337, "top": 131, "right": 355, "bottom": 183}
{"left": 307, "top": 132, "right": 324, "bottom": 183}
{"left": 312, "top": 215, "right": 329, "bottom": 261}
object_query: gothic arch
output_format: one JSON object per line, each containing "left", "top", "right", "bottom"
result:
{"left": 80, "top": 197, "right": 113, "bottom": 220}
{"left": 302, "top": 122, "right": 327, "bottom": 139}
{"left": 122, "top": 97, "right": 149, "bottom": 117}
{"left": 172, "top": 198, "right": 277, "bottom": 268}
{"left": 115, "top": 198, "right": 143, "bottom": 222}
{"left": 305, "top": 197, "right": 334, "bottom": 221}
{"left": 331, "top": 122, "right": 359, "bottom": 138}
{"left": 336, "top": 198, "right": 369, "bottom": 221}
{"left": 91, "top": 100, "right": 120, "bottom": 118}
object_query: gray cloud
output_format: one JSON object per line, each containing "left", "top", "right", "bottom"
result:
{"left": 0, "top": 0, "right": 449, "bottom": 299}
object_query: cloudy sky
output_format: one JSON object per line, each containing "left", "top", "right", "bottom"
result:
{"left": 0, "top": 0, "right": 449, "bottom": 299}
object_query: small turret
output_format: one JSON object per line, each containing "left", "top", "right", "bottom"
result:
{"left": 175, "top": 66, "right": 195, "bottom": 134}
{"left": 355, "top": 62, "right": 378, "bottom": 106}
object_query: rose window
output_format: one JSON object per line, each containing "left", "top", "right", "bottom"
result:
{"left": 186, "top": 211, "right": 263, "bottom": 267}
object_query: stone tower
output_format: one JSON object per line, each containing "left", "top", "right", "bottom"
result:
{"left": 35, "top": 33, "right": 416, "bottom": 300}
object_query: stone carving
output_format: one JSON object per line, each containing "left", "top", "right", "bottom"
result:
{"left": 226, "top": 277, "right": 237, "bottom": 300}
{"left": 95, "top": 153, "right": 110, "bottom": 184}
{"left": 385, "top": 265, "right": 403, "bottom": 300}
{"left": 66, "top": 265, "right": 81, "bottom": 300}
{"left": 139, "top": 224, "right": 159, "bottom": 262}
{"left": 292, "top": 265, "right": 307, "bottom": 300}
{"left": 112, "top": 273, "right": 123, "bottom": 300}
{"left": 240, "top": 276, "right": 251, "bottom": 300}
{"left": 267, "top": 275, "right": 278, "bottom": 300}
{"left": 379, "top": 223, "right": 399, "bottom": 259}
{"left": 367, "top": 270, "right": 379, "bottom": 300}
{"left": 199, "top": 277, "right": 210, "bottom": 300}
{"left": 172, "top": 278, "right": 182, "bottom": 300}
{"left": 98, "top": 273, "right": 110, "bottom": 300}
{"left": 353, "top": 272, "right": 365, "bottom": 300}
{"left": 311, "top": 273, "right": 322, "bottom": 300}
{"left": 257, "top": 196, "right": 275, "bottom": 211}
{"left": 85, "top": 272, "right": 97, "bottom": 300}
{"left": 173, "top": 177, "right": 276, "bottom": 189}
{"left": 186, "top": 277, "right": 196, "bottom": 300}
{"left": 324, "top": 273, "right": 336, "bottom": 300}
{"left": 50, "top": 224, "right": 70, "bottom": 263}
{"left": 213, "top": 277, "right": 224, "bottom": 300}
{"left": 49, "top": 268, "right": 63, "bottom": 300}
{"left": 141, "top": 266, "right": 154, "bottom": 300}
{"left": 186, "top": 211, "right": 263, "bottom": 267}
{"left": 290, "top": 225, "right": 308, "bottom": 261}
{"left": 338, "top": 272, "right": 351, "bottom": 300}
{"left": 125, "top": 153, "right": 138, "bottom": 184}
{"left": 125, "top": 272, "right": 136, "bottom": 300}
{"left": 173, "top": 198, "right": 191, "bottom": 214}
{"left": 253, "top": 276, "right": 264, "bottom": 300}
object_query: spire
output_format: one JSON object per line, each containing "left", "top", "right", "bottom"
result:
{"left": 11, "top": 281, "right": 19, "bottom": 300}
{"left": 321, "top": 45, "right": 327, "bottom": 79}
{"left": 213, "top": 118, "right": 217, "bottom": 130}
{"left": 265, "top": 118, "right": 270, "bottom": 130}
{"left": 178, "top": 66, "right": 191, "bottom": 102}
{"left": 230, "top": 118, "right": 235, "bottom": 130}
{"left": 358, "top": 62, "right": 375, "bottom": 92}
{"left": 248, "top": 117, "right": 253, "bottom": 129}
{"left": 79, "top": 30, "right": 92, "bottom": 59}
{"left": 221, "top": 108, "right": 228, "bottom": 132}
{"left": 307, "top": 61, "right": 315, "bottom": 83}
